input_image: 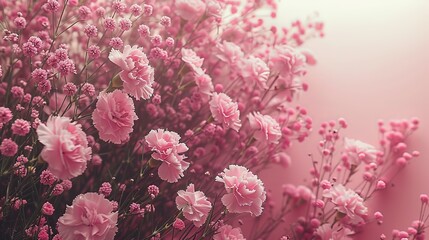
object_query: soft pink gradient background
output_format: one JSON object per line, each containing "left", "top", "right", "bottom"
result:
{"left": 261, "top": 1, "right": 429, "bottom": 238}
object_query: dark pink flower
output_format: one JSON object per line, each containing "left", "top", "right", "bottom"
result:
{"left": 176, "top": 184, "right": 212, "bottom": 227}
{"left": 216, "top": 165, "right": 266, "bottom": 216}
{"left": 109, "top": 45, "right": 155, "bottom": 100}
{"left": 11, "top": 119, "right": 31, "bottom": 136}
{"left": 42, "top": 202, "right": 55, "bottom": 215}
{"left": 0, "top": 138, "right": 18, "bottom": 157}
{"left": 0, "top": 107, "right": 13, "bottom": 124}
{"left": 173, "top": 218, "right": 186, "bottom": 231}
{"left": 37, "top": 116, "right": 92, "bottom": 179}
{"left": 92, "top": 90, "right": 138, "bottom": 144}
{"left": 58, "top": 193, "right": 118, "bottom": 240}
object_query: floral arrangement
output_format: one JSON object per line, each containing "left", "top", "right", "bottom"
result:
{"left": 0, "top": 0, "right": 424, "bottom": 239}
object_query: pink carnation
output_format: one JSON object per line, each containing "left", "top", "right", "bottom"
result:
{"left": 213, "top": 224, "right": 246, "bottom": 240}
{"left": 323, "top": 184, "right": 368, "bottom": 224}
{"left": 315, "top": 224, "right": 353, "bottom": 240}
{"left": 181, "top": 48, "right": 204, "bottom": 73}
{"left": 209, "top": 93, "right": 241, "bottom": 132}
{"left": 248, "top": 112, "right": 282, "bottom": 144}
{"left": 206, "top": 0, "right": 222, "bottom": 18}
{"left": 174, "top": 0, "right": 206, "bottom": 21}
{"left": 109, "top": 45, "right": 155, "bottom": 100}
{"left": 58, "top": 193, "right": 118, "bottom": 240}
{"left": 145, "top": 129, "right": 189, "bottom": 183}
{"left": 175, "top": 184, "right": 212, "bottom": 227}
{"left": 269, "top": 45, "right": 306, "bottom": 83}
{"left": 37, "top": 116, "right": 92, "bottom": 179}
{"left": 216, "top": 165, "right": 266, "bottom": 216}
{"left": 194, "top": 71, "right": 214, "bottom": 101}
{"left": 238, "top": 56, "right": 269, "bottom": 89}
{"left": 215, "top": 41, "right": 244, "bottom": 66}
{"left": 344, "top": 138, "right": 378, "bottom": 165}
{"left": 92, "top": 90, "right": 138, "bottom": 144}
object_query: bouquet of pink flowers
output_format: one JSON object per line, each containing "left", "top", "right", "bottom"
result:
{"left": 0, "top": 0, "right": 423, "bottom": 239}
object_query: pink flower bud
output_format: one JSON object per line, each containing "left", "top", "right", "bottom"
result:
{"left": 374, "top": 211, "right": 383, "bottom": 220}
{"left": 376, "top": 180, "right": 386, "bottom": 190}
{"left": 420, "top": 194, "right": 429, "bottom": 204}
{"left": 173, "top": 218, "right": 185, "bottom": 230}
{"left": 42, "top": 202, "right": 55, "bottom": 215}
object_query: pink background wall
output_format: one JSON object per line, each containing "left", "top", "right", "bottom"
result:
{"left": 262, "top": 1, "right": 429, "bottom": 238}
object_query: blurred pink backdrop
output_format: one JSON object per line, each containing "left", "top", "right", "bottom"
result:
{"left": 261, "top": 0, "right": 429, "bottom": 238}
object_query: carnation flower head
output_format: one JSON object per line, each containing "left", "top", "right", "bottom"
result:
{"left": 145, "top": 129, "right": 189, "bottom": 183}
{"left": 58, "top": 192, "right": 118, "bottom": 240}
{"left": 269, "top": 45, "right": 307, "bottom": 84}
{"left": 194, "top": 71, "right": 214, "bottom": 101}
{"left": 213, "top": 224, "right": 246, "bottom": 240}
{"left": 248, "top": 112, "right": 282, "bottom": 144}
{"left": 323, "top": 184, "right": 368, "bottom": 224}
{"left": 109, "top": 45, "right": 155, "bottom": 100}
{"left": 216, "top": 165, "right": 266, "bottom": 216}
{"left": 343, "top": 138, "right": 378, "bottom": 165}
{"left": 209, "top": 93, "right": 241, "bottom": 132}
{"left": 174, "top": 0, "right": 206, "bottom": 21}
{"left": 181, "top": 48, "right": 204, "bottom": 73}
{"left": 92, "top": 90, "right": 138, "bottom": 144}
{"left": 37, "top": 116, "right": 92, "bottom": 179}
{"left": 215, "top": 41, "right": 244, "bottom": 66}
{"left": 315, "top": 224, "right": 354, "bottom": 240}
{"left": 238, "top": 56, "right": 269, "bottom": 89}
{"left": 175, "top": 183, "right": 212, "bottom": 227}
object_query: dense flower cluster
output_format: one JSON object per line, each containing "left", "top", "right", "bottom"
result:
{"left": 0, "top": 0, "right": 422, "bottom": 239}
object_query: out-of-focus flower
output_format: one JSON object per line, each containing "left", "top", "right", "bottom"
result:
{"left": 174, "top": 0, "right": 206, "bottom": 21}
{"left": 182, "top": 48, "right": 204, "bottom": 73}
{"left": 213, "top": 224, "right": 246, "bottom": 240}
{"left": 315, "top": 224, "right": 354, "bottom": 240}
